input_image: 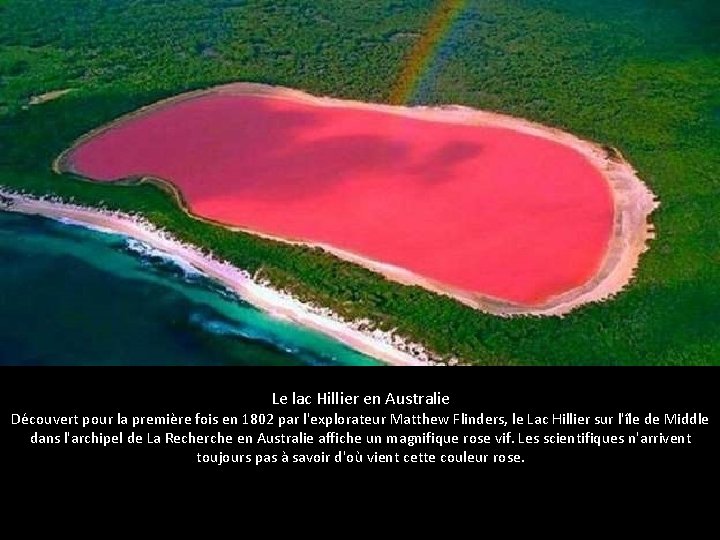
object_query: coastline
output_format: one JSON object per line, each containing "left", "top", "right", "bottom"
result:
{"left": 55, "top": 82, "right": 659, "bottom": 316}
{"left": 0, "top": 191, "right": 432, "bottom": 366}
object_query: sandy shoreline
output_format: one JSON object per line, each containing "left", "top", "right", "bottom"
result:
{"left": 55, "top": 82, "right": 659, "bottom": 316}
{"left": 0, "top": 191, "right": 431, "bottom": 366}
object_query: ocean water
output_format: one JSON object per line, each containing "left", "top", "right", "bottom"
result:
{"left": 0, "top": 211, "right": 380, "bottom": 365}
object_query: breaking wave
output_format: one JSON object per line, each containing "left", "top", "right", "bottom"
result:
{"left": 188, "top": 311, "right": 337, "bottom": 365}
{"left": 55, "top": 216, "right": 118, "bottom": 235}
{"left": 123, "top": 238, "right": 204, "bottom": 279}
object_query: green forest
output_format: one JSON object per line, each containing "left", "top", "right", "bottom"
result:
{"left": 0, "top": 0, "right": 718, "bottom": 364}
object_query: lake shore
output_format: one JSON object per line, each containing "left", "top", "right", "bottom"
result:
{"left": 56, "top": 82, "right": 659, "bottom": 315}
{"left": 0, "top": 190, "right": 432, "bottom": 366}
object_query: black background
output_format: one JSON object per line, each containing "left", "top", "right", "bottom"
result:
{"left": 1, "top": 367, "right": 718, "bottom": 481}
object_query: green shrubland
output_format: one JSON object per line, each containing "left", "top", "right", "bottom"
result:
{"left": 0, "top": 0, "right": 717, "bottom": 364}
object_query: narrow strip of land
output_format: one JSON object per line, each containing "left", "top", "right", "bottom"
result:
{"left": 0, "top": 192, "right": 430, "bottom": 366}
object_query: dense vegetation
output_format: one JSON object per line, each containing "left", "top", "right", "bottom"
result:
{"left": 0, "top": 0, "right": 718, "bottom": 364}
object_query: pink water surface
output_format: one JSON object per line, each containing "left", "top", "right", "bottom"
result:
{"left": 67, "top": 94, "right": 614, "bottom": 305}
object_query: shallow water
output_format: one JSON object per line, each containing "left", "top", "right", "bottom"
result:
{"left": 0, "top": 211, "right": 380, "bottom": 365}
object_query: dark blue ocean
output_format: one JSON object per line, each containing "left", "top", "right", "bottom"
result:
{"left": 0, "top": 211, "right": 379, "bottom": 365}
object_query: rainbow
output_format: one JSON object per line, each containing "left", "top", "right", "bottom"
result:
{"left": 388, "top": 0, "right": 469, "bottom": 105}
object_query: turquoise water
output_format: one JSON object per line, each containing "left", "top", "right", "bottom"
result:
{"left": 0, "top": 210, "right": 380, "bottom": 365}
